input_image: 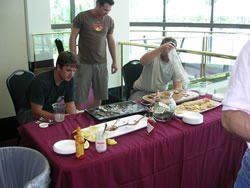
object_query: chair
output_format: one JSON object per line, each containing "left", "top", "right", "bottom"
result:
{"left": 122, "top": 60, "right": 143, "bottom": 100}
{"left": 55, "top": 38, "right": 64, "bottom": 54}
{"left": 6, "top": 69, "right": 35, "bottom": 116}
{"left": 0, "top": 146, "right": 50, "bottom": 188}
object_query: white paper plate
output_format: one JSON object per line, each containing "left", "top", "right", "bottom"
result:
{"left": 182, "top": 112, "right": 203, "bottom": 125}
{"left": 53, "top": 139, "right": 76, "bottom": 155}
{"left": 212, "top": 93, "right": 224, "bottom": 102}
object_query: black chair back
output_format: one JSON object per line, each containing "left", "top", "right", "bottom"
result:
{"left": 6, "top": 69, "right": 35, "bottom": 114}
{"left": 55, "top": 38, "right": 64, "bottom": 54}
{"left": 122, "top": 60, "right": 143, "bottom": 100}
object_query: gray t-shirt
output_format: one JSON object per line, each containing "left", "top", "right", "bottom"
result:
{"left": 133, "top": 54, "right": 178, "bottom": 92}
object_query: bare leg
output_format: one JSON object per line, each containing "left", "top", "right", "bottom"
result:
{"left": 92, "top": 98, "right": 102, "bottom": 108}
{"left": 75, "top": 103, "right": 82, "bottom": 111}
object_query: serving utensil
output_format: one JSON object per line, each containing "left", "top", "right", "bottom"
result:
{"left": 107, "top": 114, "right": 146, "bottom": 131}
{"left": 103, "top": 123, "right": 107, "bottom": 135}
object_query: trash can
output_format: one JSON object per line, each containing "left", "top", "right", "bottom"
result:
{"left": 0, "top": 146, "right": 50, "bottom": 188}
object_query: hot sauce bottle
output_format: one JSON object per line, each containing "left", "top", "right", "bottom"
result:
{"left": 147, "top": 108, "right": 156, "bottom": 135}
{"left": 75, "top": 127, "right": 84, "bottom": 159}
{"left": 156, "top": 89, "right": 160, "bottom": 99}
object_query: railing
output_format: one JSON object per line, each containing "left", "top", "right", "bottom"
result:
{"left": 31, "top": 31, "right": 71, "bottom": 74}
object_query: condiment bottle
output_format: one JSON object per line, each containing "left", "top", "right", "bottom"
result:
{"left": 156, "top": 89, "right": 161, "bottom": 99}
{"left": 151, "top": 89, "right": 161, "bottom": 108}
{"left": 75, "top": 127, "right": 84, "bottom": 159}
{"left": 147, "top": 108, "right": 156, "bottom": 135}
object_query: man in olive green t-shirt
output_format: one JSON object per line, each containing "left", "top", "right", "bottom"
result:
{"left": 69, "top": 0, "right": 118, "bottom": 109}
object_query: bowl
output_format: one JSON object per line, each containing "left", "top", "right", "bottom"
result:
{"left": 154, "top": 110, "right": 175, "bottom": 122}
{"left": 212, "top": 93, "right": 224, "bottom": 102}
{"left": 39, "top": 122, "right": 49, "bottom": 128}
{"left": 182, "top": 112, "right": 203, "bottom": 125}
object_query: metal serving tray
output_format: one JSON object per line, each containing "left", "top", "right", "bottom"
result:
{"left": 85, "top": 101, "right": 149, "bottom": 121}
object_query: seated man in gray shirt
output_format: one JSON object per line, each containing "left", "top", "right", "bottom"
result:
{"left": 129, "top": 37, "right": 189, "bottom": 101}
{"left": 17, "top": 51, "right": 80, "bottom": 125}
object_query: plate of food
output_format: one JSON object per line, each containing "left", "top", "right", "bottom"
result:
{"left": 78, "top": 114, "right": 148, "bottom": 142}
{"left": 175, "top": 98, "right": 221, "bottom": 118}
{"left": 85, "top": 101, "right": 148, "bottom": 121}
{"left": 142, "top": 90, "right": 199, "bottom": 104}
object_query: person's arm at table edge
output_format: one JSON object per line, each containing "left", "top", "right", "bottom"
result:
{"left": 173, "top": 81, "right": 182, "bottom": 90}
{"left": 222, "top": 110, "right": 250, "bottom": 142}
{"left": 69, "top": 26, "right": 80, "bottom": 54}
{"left": 107, "top": 33, "right": 117, "bottom": 74}
{"left": 31, "top": 102, "right": 54, "bottom": 120}
{"left": 65, "top": 101, "right": 76, "bottom": 114}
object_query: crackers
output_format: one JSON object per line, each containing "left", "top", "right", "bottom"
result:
{"left": 175, "top": 98, "right": 217, "bottom": 114}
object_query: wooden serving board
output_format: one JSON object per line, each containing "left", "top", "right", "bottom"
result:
{"left": 142, "top": 90, "right": 199, "bottom": 104}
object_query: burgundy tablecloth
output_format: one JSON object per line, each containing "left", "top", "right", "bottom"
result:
{"left": 18, "top": 95, "right": 246, "bottom": 188}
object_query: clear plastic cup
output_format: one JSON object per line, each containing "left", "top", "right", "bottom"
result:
{"left": 198, "top": 82, "right": 207, "bottom": 96}
{"left": 52, "top": 103, "right": 65, "bottom": 122}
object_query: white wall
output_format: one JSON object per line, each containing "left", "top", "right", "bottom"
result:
{"left": 0, "top": 0, "right": 28, "bottom": 118}
{"left": 106, "top": 0, "right": 130, "bottom": 88}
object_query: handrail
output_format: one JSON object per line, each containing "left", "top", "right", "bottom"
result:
{"left": 31, "top": 31, "right": 71, "bottom": 36}
{"left": 118, "top": 42, "right": 237, "bottom": 60}
{"left": 129, "top": 29, "right": 250, "bottom": 35}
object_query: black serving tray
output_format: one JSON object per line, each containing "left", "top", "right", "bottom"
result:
{"left": 85, "top": 101, "right": 149, "bottom": 121}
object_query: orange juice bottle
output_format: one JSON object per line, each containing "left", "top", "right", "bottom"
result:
{"left": 156, "top": 89, "right": 160, "bottom": 99}
{"left": 75, "top": 127, "right": 84, "bottom": 159}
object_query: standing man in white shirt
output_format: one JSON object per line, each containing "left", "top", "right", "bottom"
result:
{"left": 222, "top": 39, "right": 250, "bottom": 188}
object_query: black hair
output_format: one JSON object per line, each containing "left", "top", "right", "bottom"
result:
{"left": 56, "top": 51, "right": 80, "bottom": 69}
{"left": 160, "top": 37, "right": 177, "bottom": 47}
{"left": 96, "top": 0, "right": 114, "bottom": 6}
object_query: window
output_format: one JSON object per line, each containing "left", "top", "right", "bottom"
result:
{"left": 129, "top": 0, "right": 163, "bottom": 22}
{"left": 50, "top": 0, "right": 94, "bottom": 30}
{"left": 165, "top": 0, "right": 211, "bottom": 23}
{"left": 50, "top": 0, "right": 71, "bottom": 24}
{"left": 213, "top": 0, "right": 250, "bottom": 24}
{"left": 75, "top": 0, "right": 94, "bottom": 16}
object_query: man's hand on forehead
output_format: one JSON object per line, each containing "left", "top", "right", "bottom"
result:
{"left": 169, "top": 42, "right": 176, "bottom": 48}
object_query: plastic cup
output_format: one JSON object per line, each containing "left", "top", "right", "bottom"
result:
{"left": 52, "top": 103, "right": 65, "bottom": 122}
{"left": 198, "top": 82, "right": 207, "bottom": 96}
{"left": 95, "top": 131, "right": 107, "bottom": 153}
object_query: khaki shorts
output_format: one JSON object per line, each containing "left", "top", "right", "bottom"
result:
{"left": 74, "top": 63, "right": 108, "bottom": 104}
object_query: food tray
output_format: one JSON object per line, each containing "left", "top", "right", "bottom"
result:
{"left": 80, "top": 114, "right": 148, "bottom": 142}
{"left": 142, "top": 90, "right": 199, "bottom": 104}
{"left": 85, "top": 101, "right": 148, "bottom": 121}
{"left": 175, "top": 98, "right": 221, "bottom": 118}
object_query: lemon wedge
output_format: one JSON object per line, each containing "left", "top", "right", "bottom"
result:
{"left": 84, "top": 140, "right": 90, "bottom": 149}
{"left": 89, "top": 125, "right": 100, "bottom": 131}
{"left": 87, "top": 134, "right": 96, "bottom": 142}
{"left": 107, "top": 138, "right": 117, "bottom": 145}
